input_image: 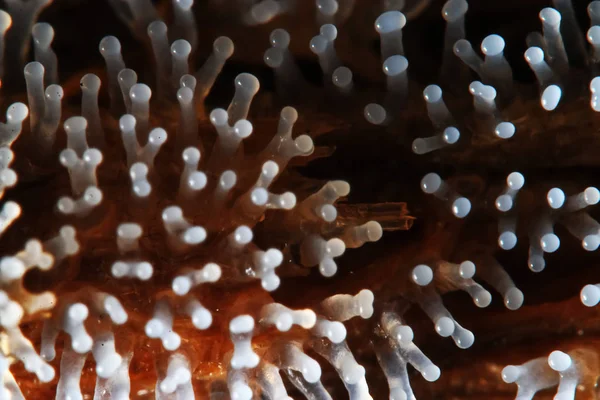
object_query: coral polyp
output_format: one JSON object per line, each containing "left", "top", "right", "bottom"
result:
{"left": 3, "top": 0, "right": 600, "bottom": 399}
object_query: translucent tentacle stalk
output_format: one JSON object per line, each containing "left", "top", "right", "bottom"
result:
{"left": 590, "top": 1, "right": 600, "bottom": 26}
{"left": 59, "top": 148, "right": 102, "bottom": 196}
{"left": 412, "top": 126, "right": 460, "bottom": 154}
{"left": 259, "top": 303, "right": 317, "bottom": 332}
{"left": 31, "top": 22, "right": 57, "bottom": 85}
{"left": 256, "top": 362, "right": 291, "bottom": 400}
{"left": 441, "top": 0, "right": 468, "bottom": 82}
{"left": 0, "top": 147, "right": 17, "bottom": 198}
{"left": 245, "top": 0, "right": 288, "bottom": 25}
{"left": 480, "top": 34, "right": 513, "bottom": 95}
{"left": 55, "top": 344, "right": 86, "bottom": 400}
{"left": 502, "top": 356, "right": 560, "bottom": 400}
{"left": 310, "top": 24, "right": 341, "bottom": 79}
{"left": 195, "top": 36, "right": 234, "bottom": 100}
{"left": 37, "top": 84, "right": 62, "bottom": 155}
{"left": 80, "top": 74, "right": 105, "bottom": 149}
{"left": 145, "top": 299, "right": 181, "bottom": 351}
{"left": 157, "top": 353, "right": 193, "bottom": 397}
{"left": 475, "top": 256, "right": 524, "bottom": 310}
{"left": 310, "top": 339, "right": 372, "bottom": 399}
{"left": 548, "top": 351, "right": 580, "bottom": 400}
{"left": 320, "top": 290, "right": 374, "bottom": 321}
{"left": 421, "top": 172, "right": 471, "bottom": 218}
{"left": 383, "top": 55, "right": 409, "bottom": 102}
{"left": 300, "top": 235, "right": 346, "bottom": 277}
{"left": 0, "top": 103, "right": 28, "bottom": 149}
{"left": 161, "top": 206, "right": 206, "bottom": 251}
{"left": 3, "top": 0, "right": 52, "bottom": 89}
{"left": 552, "top": 0, "right": 586, "bottom": 65}
{"left": 147, "top": 21, "right": 171, "bottom": 98}
{"left": 250, "top": 248, "right": 283, "bottom": 291}
{"left": 229, "top": 315, "right": 260, "bottom": 369}
{"left": 176, "top": 86, "right": 198, "bottom": 150}
{"left": 454, "top": 39, "right": 483, "bottom": 75}
{"left": 93, "top": 351, "right": 132, "bottom": 400}
{"left": 172, "top": 262, "right": 221, "bottom": 296}
{"left": 227, "top": 73, "right": 260, "bottom": 125}
{"left": 264, "top": 28, "right": 306, "bottom": 95}
{"left": 171, "top": 39, "right": 191, "bottom": 89}
{"left": 118, "top": 69, "right": 137, "bottom": 114}
{"left": 339, "top": 221, "right": 383, "bottom": 248}
{"left": 57, "top": 186, "right": 103, "bottom": 217}
{"left": 24, "top": 61, "right": 45, "bottom": 133}
{"left": 108, "top": 0, "right": 157, "bottom": 39}
{"left": 0, "top": 11, "right": 12, "bottom": 84}
{"left": 99, "top": 36, "right": 126, "bottom": 114}
{"left": 540, "top": 7, "right": 569, "bottom": 75}
{"left": 375, "top": 11, "right": 407, "bottom": 60}
{"left": 332, "top": 66, "right": 353, "bottom": 93}
{"left": 171, "top": 0, "right": 198, "bottom": 51}
{"left": 262, "top": 106, "right": 314, "bottom": 168}
{"left": 496, "top": 172, "right": 525, "bottom": 250}
{"left": 178, "top": 147, "right": 207, "bottom": 201}
{"left": 207, "top": 109, "right": 252, "bottom": 172}
{"left": 0, "top": 201, "right": 20, "bottom": 237}
{"left": 129, "top": 83, "right": 152, "bottom": 142}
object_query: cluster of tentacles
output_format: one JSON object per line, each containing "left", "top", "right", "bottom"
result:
{"left": 1, "top": 0, "right": 600, "bottom": 399}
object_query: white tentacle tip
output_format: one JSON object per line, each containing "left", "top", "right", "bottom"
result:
{"left": 364, "top": 103, "right": 387, "bottom": 125}
{"left": 442, "top": 0, "right": 468, "bottom": 22}
{"left": 182, "top": 226, "right": 207, "bottom": 245}
{"left": 213, "top": 36, "right": 234, "bottom": 60}
{"left": 452, "top": 197, "right": 471, "bottom": 218}
{"left": 230, "top": 381, "right": 252, "bottom": 400}
{"left": 162, "top": 332, "right": 181, "bottom": 351}
{"left": 547, "top": 187, "right": 565, "bottom": 209}
{"left": 96, "top": 353, "right": 122, "bottom": 378}
{"left": 501, "top": 365, "right": 520, "bottom": 383}
{"left": 504, "top": 288, "right": 524, "bottom": 310}
{"left": 318, "top": 320, "right": 347, "bottom": 343}
{"left": 494, "top": 122, "right": 515, "bottom": 139}
{"left": 548, "top": 350, "right": 571, "bottom": 372}
{"left": 435, "top": 317, "right": 455, "bottom": 337}
{"left": 0, "top": 11, "right": 11, "bottom": 33}
{"left": 7, "top": 103, "right": 29, "bottom": 123}
{"left": 422, "top": 365, "right": 441, "bottom": 382}
{"left": 540, "top": 7, "right": 562, "bottom": 26}
{"left": 420, "top": 172, "right": 442, "bottom": 194}
{"left": 540, "top": 233, "right": 560, "bottom": 253}
{"left": 583, "top": 235, "right": 600, "bottom": 251}
{"left": 382, "top": 55, "right": 408, "bottom": 76}
{"left": 411, "top": 264, "right": 433, "bottom": 286}
{"left": 172, "top": 276, "right": 192, "bottom": 295}
{"left": 581, "top": 284, "right": 600, "bottom": 307}
{"left": 498, "top": 232, "right": 517, "bottom": 250}
{"left": 99, "top": 36, "right": 121, "bottom": 56}
{"left": 481, "top": 34, "right": 505, "bottom": 56}
{"left": 585, "top": 187, "right": 600, "bottom": 205}
{"left": 230, "top": 315, "right": 254, "bottom": 334}
{"left": 474, "top": 290, "right": 492, "bottom": 308}
{"left": 541, "top": 85, "right": 562, "bottom": 111}
{"left": 507, "top": 172, "right": 525, "bottom": 190}
{"left": 390, "top": 324, "right": 414, "bottom": 344}
{"left": 459, "top": 261, "right": 476, "bottom": 278}
{"left": 455, "top": 329, "right": 475, "bottom": 349}
{"left": 171, "top": 39, "right": 192, "bottom": 58}
{"left": 104, "top": 295, "right": 128, "bottom": 325}
{"left": 356, "top": 289, "right": 374, "bottom": 319}
{"left": 375, "top": 11, "right": 406, "bottom": 34}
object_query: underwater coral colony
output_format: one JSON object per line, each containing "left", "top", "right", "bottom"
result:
{"left": 2, "top": 0, "right": 600, "bottom": 398}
